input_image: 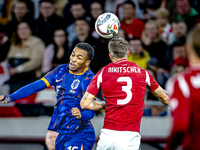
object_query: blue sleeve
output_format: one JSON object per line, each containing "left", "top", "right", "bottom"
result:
{"left": 9, "top": 79, "right": 47, "bottom": 101}
{"left": 80, "top": 109, "right": 95, "bottom": 122}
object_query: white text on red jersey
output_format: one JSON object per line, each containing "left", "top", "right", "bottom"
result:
{"left": 108, "top": 67, "right": 141, "bottom": 73}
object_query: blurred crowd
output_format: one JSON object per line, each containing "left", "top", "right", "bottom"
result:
{"left": 0, "top": 0, "right": 199, "bottom": 116}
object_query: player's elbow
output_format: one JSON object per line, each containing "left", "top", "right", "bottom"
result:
{"left": 80, "top": 100, "right": 87, "bottom": 110}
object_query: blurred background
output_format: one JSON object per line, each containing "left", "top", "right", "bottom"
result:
{"left": 0, "top": 0, "right": 199, "bottom": 149}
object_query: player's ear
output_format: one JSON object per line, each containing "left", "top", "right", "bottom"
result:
{"left": 85, "top": 60, "right": 90, "bottom": 66}
{"left": 109, "top": 54, "right": 113, "bottom": 60}
{"left": 127, "top": 50, "right": 130, "bottom": 57}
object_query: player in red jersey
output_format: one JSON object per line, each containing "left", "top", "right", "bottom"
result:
{"left": 80, "top": 37, "right": 169, "bottom": 150}
{"left": 166, "top": 26, "right": 200, "bottom": 150}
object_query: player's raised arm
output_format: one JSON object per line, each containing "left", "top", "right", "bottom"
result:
{"left": 151, "top": 86, "right": 169, "bottom": 106}
{"left": 0, "top": 78, "right": 50, "bottom": 104}
{"left": 80, "top": 92, "right": 104, "bottom": 111}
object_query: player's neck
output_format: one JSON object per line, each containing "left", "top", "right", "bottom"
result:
{"left": 112, "top": 57, "right": 127, "bottom": 63}
{"left": 71, "top": 66, "right": 88, "bottom": 75}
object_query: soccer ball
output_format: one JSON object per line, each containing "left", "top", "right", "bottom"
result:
{"left": 95, "top": 12, "right": 120, "bottom": 39}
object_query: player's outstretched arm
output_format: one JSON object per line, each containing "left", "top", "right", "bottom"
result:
{"left": 80, "top": 92, "right": 104, "bottom": 111}
{"left": 0, "top": 79, "right": 48, "bottom": 104}
{"left": 151, "top": 86, "right": 169, "bottom": 106}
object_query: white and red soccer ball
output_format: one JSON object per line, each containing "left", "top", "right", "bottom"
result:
{"left": 95, "top": 12, "right": 120, "bottom": 39}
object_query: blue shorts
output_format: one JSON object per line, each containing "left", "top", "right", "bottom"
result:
{"left": 55, "top": 130, "right": 95, "bottom": 150}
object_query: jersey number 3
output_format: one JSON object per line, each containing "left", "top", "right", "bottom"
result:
{"left": 117, "top": 77, "right": 132, "bottom": 105}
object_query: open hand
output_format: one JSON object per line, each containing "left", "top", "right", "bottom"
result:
{"left": 71, "top": 107, "right": 81, "bottom": 119}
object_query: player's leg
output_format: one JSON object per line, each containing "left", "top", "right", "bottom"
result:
{"left": 55, "top": 133, "right": 71, "bottom": 150}
{"left": 96, "top": 129, "right": 141, "bottom": 150}
{"left": 116, "top": 131, "right": 141, "bottom": 150}
{"left": 96, "top": 129, "right": 115, "bottom": 150}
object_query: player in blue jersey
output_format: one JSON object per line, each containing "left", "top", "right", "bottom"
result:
{"left": 0, "top": 43, "right": 96, "bottom": 150}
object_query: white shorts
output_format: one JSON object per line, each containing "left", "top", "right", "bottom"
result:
{"left": 96, "top": 129, "right": 141, "bottom": 150}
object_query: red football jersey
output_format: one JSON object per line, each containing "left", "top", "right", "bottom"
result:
{"left": 166, "top": 65, "right": 200, "bottom": 150}
{"left": 87, "top": 59, "right": 159, "bottom": 132}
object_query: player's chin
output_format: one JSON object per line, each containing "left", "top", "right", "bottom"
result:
{"left": 69, "top": 66, "right": 77, "bottom": 72}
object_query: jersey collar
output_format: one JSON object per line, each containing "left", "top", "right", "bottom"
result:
{"left": 69, "top": 67, "right": 88, "bottom": 75}
{"left": 115, "top": 59, "right": 128, "bottom": 64}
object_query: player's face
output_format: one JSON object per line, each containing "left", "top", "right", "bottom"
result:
{"left": 69, "top": 47, "right": 90, "bottom": 73}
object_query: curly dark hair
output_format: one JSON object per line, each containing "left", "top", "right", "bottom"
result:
{"left": 76, "top": 43, "right": 95, "bottom": 60}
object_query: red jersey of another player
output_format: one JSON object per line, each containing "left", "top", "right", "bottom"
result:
{"left": 86, "top": 59, "right": 159, "bottom": 132}
{"left": 166, "top": 65, "right": 200, "bottom": 150}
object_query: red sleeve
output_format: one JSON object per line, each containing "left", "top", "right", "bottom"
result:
{"left": 147, "top": 71, "right": 159, "bottom": 92}
{"left": 86, "top": 68, "right": 104, "bottom": 96}
{"left": 166, "top": 78, "right": 190, "bottom": 150}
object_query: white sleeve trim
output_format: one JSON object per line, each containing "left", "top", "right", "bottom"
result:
{"left": 97, "top": 69, "right": 104, "bottom": 89}
{"left": 145, "top": 71, "right": 150, "bottom": 86}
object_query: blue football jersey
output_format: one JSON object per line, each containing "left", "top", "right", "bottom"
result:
{"left": 42, "top": 64, "right": 95, "bottom": 134}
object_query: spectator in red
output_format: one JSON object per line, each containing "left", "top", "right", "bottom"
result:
{"left": 120, "top": 0, "right": 144, "bottom": 39}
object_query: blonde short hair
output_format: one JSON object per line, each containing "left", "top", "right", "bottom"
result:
{"left": 155, "top": 8, "right": 169, "bottom": 18}
{"left": 108, "top": 37, "right": 129, "bottom": 58}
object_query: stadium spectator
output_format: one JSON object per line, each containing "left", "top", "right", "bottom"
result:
{"left": 128, "top": 37, "right": 150, "bottom": 69}
{"left": 120, "top": 0, "right": 145, "bottom": 39}
{"left": 5, "top": 21, "right": 44, "bottom": 93}
{"left": 90, "top": 1, "right": 104, "bottom": 39}
{"left": 42, "top": 28, "right": 70, "bottom": 74}
{"left": 176, "top": 0, "right": 200, "bottom": 31}
{"left": 0, "top": 0, "right": 14, "bottom": 27}
{"left": 44, "top": 130, "right": 59, "bottom": 150}
{"left": 0, "top": 43, "right": 96, "bottom": 149}
{"left": 0, "top": 33, "right": 10, "bottom": 62}
{"left": 170, "top": 63, "right": 187, "bottom": 77}
{"left": 35, "top": 0, "right": 64, "bottom": 46}
{"left": 80, "top": 37, "right": 169, "bottom": 149}
{"left": 71, "top": 17, "right": 108, "bottom": 74}
{"left": 66, "top": 1, "right": 89, "bottom": 47}
{"left": 142, "top": 20, "right": 168, "bottom": 87}
{"left": 166, "top": 38, "right": 188, "bottom": 72}
{"left": 166, "top": 26, "right": 200, "bottom": 150}
{"left": 117, "top": 28, "right": 128, "bottom": 41}
{"left": 168, "top": 21, "right": 187, "bottom": 46}
{"left": 104, "top": 0, "right": 143, "bottom": 20}
{"left": 5, "top": 0, "right": 35, "bottom": 38}
{"left": 155, "top": 8, "right": 171, "bottom": 42}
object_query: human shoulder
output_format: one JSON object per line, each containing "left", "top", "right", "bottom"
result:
{"left": 29, "top": 36, "right": 45, "bottom": 46}
{"left": 132, "top": 18, "right": 144, "bottom": 25}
